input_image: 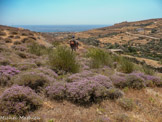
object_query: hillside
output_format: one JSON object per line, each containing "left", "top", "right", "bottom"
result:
{"left": 0, "top": 21, "right": 162, "bottom": 122}
{"left": 73, "top": 18, "right": 162, "bottom": 72}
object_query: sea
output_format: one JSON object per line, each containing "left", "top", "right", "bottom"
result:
{"left": 11, "top": 25, "right": 109, "bottom": 32}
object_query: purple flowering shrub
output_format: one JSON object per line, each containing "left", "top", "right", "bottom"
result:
{"left": 111, "top": 72, "right": 161, "bottom": 89}
{"left": 33, "top": 67, "right": 58, "bottom": 78}
{"left": 129, "top": 72, "right": 162, "bottom": 87}
{"left": 111, "top": 72, "right": 162, "bottom": 89}
{"left": 79, "top": 58, "right": 91, "bottom": 70}
{"left": 45, "top": 76, "right": 122, "bottom": 104}
{"left": 125, "top": 74, "right": 146, "bottom": 89}
{"left": 45, "top": 82, "right": 66, "bottom": 100}
{"left": 11, "top": 71, "right": 56, "bottom": 92}
{"left": 145, "top": 75, "right": 162, "bottom": 87}
{"left": 87, "top": 74, "right": 113, "bottom": 89}
{"left": 66, "top": 70, "right": 94, "bottom": 82}
{"left": 0, "top": 85, "right": 42, "bottom": 116}
{"left": 0, "top": 65, "right": 20, "bottom": 86}
{"left": 82, "top": 63, "right": 90, "bottom": 70}
{"left": 13, "top": 62, "right": 38, "bottom": 71}
{"left": 110, "top": 75, "right": 127, "bottom": 88}
{"left": 66, "top": 79, "right": 109, "bottom": 104}
{"left": 111, "top": 73, "right": 145, "bottom": 89}
{"left": 67, "top": 72, "right": 113, "bottom": 88}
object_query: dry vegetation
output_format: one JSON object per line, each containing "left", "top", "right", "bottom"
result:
{"left": 0, "top": 19, "right": 162, "bottom": 122}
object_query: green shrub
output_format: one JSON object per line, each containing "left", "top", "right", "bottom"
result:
{"left": 86, "top": 47, "right": 113, "bottom": 68}
{"left": 52, "top": 41, "right": 61, "bottom": 47}
{"left": 106, "top": 88, "right": 124, "bottom": 100}
{"left": 142, "top": 65, "right": 155, "bottom": 75}
{"left": 158, "top": 59, "right": 162, "bottom": 65}
{"left": 28, "top": 42, "right": 51, "bottom": 56}
{"left": 11, "top": 71, "right": 55, "bottom": 92}
{"left": 49, "top": 46, "right": 80, "bottom": 73}
{"left": 112, "top": 55, "right": 122, "bottom": 63}
{"left": 118, "top": 98, "right": 135, "bottom": 111}
{"left": 119, "top": 58, "right": 134, "bottom": 73}
{"left": 128, "top": 46, "right": 137, "bottom": 53}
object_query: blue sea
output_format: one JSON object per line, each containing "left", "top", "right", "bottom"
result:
{"left": 11, "top": 25, "right": 109, "bottom": 32}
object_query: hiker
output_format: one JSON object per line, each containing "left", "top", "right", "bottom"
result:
{"left": 69, "top": 36, "right": 79, "bottom": 51}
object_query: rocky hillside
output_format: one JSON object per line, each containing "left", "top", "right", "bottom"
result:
{"left": 0, "top": 23, "right": 162, "bottom": 122}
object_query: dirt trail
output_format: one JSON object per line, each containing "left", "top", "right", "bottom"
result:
{"left": 123, "top": 54, "right": 162, "bottom": 68}
{"left": 126, "top": 32, "right": 160, "bottom": 40}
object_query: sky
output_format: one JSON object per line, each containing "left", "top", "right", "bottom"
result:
{"left": 0, "top": 0, "right": 162, "bottom": 25}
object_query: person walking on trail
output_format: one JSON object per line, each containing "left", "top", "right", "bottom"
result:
{"left": 69, "top": 36, "right": 79, "bottom": 51}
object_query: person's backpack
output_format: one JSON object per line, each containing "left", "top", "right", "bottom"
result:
{"left": 70, "top": 40, "right": 75, "bottom": 45}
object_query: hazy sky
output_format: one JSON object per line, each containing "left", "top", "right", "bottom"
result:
{"left": 0, "top": 0, "right": 162, "bottom": 25}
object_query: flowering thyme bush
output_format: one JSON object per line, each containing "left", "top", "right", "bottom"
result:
{"left": 45, "top": 76, "right": 122, "bottom": 104}
{"left": 125, "top": 74, "right": 146, "bottom": 89}
{"left": 0, "top": 85, "right": 42, "bottom": 116}
{"left": 12, "top": 71, "right": 56, "bottom": 92}
{"left": 145, "top": 75, "right": 162, "bottom": 87}
{"left": 110, "top": 75, "right": 127, "bottom": 88}
{"left": 87, "top": 74, "right": 113, "bottom": 89}
{"left": 67, "top": 73, "right": 113, "bottom": 88}
{"left": 45, "top": 82, "right": 66, "bottom": 100}
{"left": 0, "top": 66, "right": 20, "bottom": 86}
{"left": 66, "top": 79, "right": 109, "bottom": 104}
{"left": 33, "top": 67, "right": 58, "bottom": 79}
{"left": 129, "top": 72, "right": 162, "bottom": 87}
{"left": 66, "top": 70, "right": 94, "bottom": 82}
{"left": 13, "top": 62, "right": 38, "bottom": 71}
